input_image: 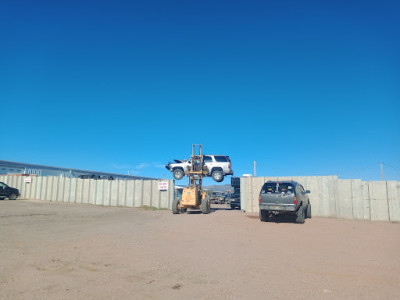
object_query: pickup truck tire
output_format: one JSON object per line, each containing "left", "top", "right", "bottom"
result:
{"left": 172, "top": 198, "right": 180, "bottom": 214}
{"left": 201, "top": 196, "right": 211, "bottom": 214}
{"left": 295, "top": 205, "right": 305, "bottom": 223}
{"left": 173, "top": 168, "right": 184, "bottom": 180}
{"left": 8, "top": 193, "right": 17, "bottom": 200}
{"left": 211, "top": 170, "right": 224, "bottom": 182}
{"left": 259, "top": 210, "right": 269, "bottom": 222}
{"left": 306, "top": 204, "right": 312, "bottom": 218}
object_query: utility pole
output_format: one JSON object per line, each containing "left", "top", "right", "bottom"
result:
{"left": 254, "top": 161, "right": 257, "bottom": 177}
{"left": 380, "top": 161, "right": 384, "bottom": 181}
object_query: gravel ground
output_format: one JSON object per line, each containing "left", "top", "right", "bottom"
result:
{"left": 1, "top": 199, "right": 399, "bottom": 300}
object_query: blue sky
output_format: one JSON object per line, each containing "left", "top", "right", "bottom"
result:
{"left": 1, "top": 0, "right": 399, "bottom": 183}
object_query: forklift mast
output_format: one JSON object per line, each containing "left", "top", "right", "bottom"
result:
{"left": 188, "top": 144, "right": 207, "bottom": 188}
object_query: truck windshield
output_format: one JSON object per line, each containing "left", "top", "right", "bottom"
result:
{"left": 261, "top": 183, "right": 294, "bottom": 194}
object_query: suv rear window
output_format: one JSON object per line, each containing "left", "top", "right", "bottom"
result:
{"left": 214, "top": 156, "right": 228, "bottom": 162}
{"left": 261, "top": 182, "right": 295, "bottom": 194}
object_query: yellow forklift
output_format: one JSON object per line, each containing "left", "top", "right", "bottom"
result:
{"left": 172, "top": 144, "right": 211, "bottom": 214}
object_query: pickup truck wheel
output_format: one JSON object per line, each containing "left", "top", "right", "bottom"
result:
{"left": 259, "top": 210, "right": 268, "bottom": 222}
{"left": 306, "top": 204, "right": 312, "bottom": 219}
{"left": 201, "top": 196, "right": 211, "bottom": 214}
{"left": 211, "top": 170, "right": 224, "bottom": 182}
{"left": 173, "top": 168, "right": 184, "bottom": 180}
{"left": 295, "top": 205, "right": 305, "bottom": 223}
{"left": 8, "top": 193, "right": 17, "bottom": 200}
{"left": 172, "top": 198, "right": 180, "bottom": 214}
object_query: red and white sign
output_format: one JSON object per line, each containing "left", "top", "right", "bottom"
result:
{"left": 24, "top": 177, "right": 32, "bottom": 183}
{"left": 158, "top": 182, "right": 168, "bottom": 191}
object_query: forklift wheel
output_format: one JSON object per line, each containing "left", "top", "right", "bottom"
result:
{"left": 201, "top": 196, "right": 211, "bottom": 214}
{"left": 172, "top": 198, "right": 180, "bottom": 214}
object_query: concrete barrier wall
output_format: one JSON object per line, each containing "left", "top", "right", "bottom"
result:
{"left": 0, "top": 176, "right": 175, "bottom": 209}
{"left": 241, "top": 176, "right": 400, "bottom": 222}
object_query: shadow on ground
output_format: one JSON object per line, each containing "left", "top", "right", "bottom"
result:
{"left": 247, "top": 215, "right": 299, "bottom": 224}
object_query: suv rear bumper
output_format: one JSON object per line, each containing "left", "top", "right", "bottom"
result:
{"left": 259, "top": 203, "right": 297, "bottom": 212}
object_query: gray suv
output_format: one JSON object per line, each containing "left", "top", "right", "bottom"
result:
{"left": 259, "top": 181, "right": 311, "bottom": 223}
{"left": 165, "top": 155, "right": 233, "bottom": 182}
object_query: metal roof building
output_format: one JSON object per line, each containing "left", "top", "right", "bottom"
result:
{"left": 0, "top": 160, "right": 155, "bottom": 180}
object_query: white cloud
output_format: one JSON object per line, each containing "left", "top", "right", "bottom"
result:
{"left": 112, "top": 162, "right": 165, "bottom": 176}
{"left": 154, "top": 163, "right": 166, "bottom": 169}
{"left": 134, "top": 162, "right": 165, "bottom": 170}
{"left": 111, "top": 163, "right": 133, "bottom": 170}
{"left": 135, "top": 163, "right": 151, "bottom": 170}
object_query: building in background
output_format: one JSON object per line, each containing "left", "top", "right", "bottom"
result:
{"left": 0, "top": 160, "right": 155, "bottom": 180}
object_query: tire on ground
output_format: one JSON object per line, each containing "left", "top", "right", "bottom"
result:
{"left": 173, "top": 168, "right": 184, "bottom": 180}
{"left": 172, "top": 197, "right": 180, "bottom": 214}
{"left": 201, "top": 196, "right": 211, "bottom": 214}
{"left": 211, "top": 170, "right": 224, "bottom": 182}
{"left": 259, "top": 210, "right": 268, "bottom": 222}
{"left": 295, "top": 205, "right": 305, "bottom": 223}
{"left": 306, "top": 204, "right": 312, "bottom": 219}
{"left": 8, "top": 193, "right": 17, "bottom": 200}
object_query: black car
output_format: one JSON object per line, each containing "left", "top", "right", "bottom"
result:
{"left": 230, "top": 189, "right": 241, "bottom": 209}
{"left": 0, "top": 182, "right": 20, "bottom": 200}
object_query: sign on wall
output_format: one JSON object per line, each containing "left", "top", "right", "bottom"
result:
{"left": 24, "top": 177, "right": 32, "bottom": 183}
{"left": 158, "top": 181, "right": 168, "bottom": 191}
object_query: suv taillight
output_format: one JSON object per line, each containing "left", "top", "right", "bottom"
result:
{"left": 259, "top": 195, "right": 261, "bottom": 203}
{"left": 229, "top": 163, "right": 231, "bottom": 169}
{"left": 293, "top": 197, "right": 298, "bottom": 205}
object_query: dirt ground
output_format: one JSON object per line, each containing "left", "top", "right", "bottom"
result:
{"left": 1, "top": 199, "right": 399, "bottom": 300}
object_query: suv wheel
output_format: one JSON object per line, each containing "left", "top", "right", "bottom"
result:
{"left": 211, "top": 170, "right": 224, "bottom": 182}
{"left": 306, "top": 204, "right": 312, "bottom": 218}
{"left": 259, "top": 210, "right": 268, "bottom": 222}
{"left": 173, "top": 168, "right": 184, "bottom": 180}
{"left": 295, "top": 205, "right": 305, "bottom": 223}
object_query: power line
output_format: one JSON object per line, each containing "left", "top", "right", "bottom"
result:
{"left": 382, "top": 162, "right": 400, "bottom": 173}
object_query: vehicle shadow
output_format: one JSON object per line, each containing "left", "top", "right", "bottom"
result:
{"left": 185, "top": 211, "right": 204, "bottom": 214}
{"left": 246, "top": 215, "right": 298, "bottom": 224}
{"left": 267, "top": 216, "right": 298, "bottom": 223}
{"left": 185, "top": 210, "right": 216, "bottom": 214}
{"left": 211, "top": 207, "right": 232, "bottom": 211}
{"left": 184, "top": 207, "right": 231, "bottom": 214}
